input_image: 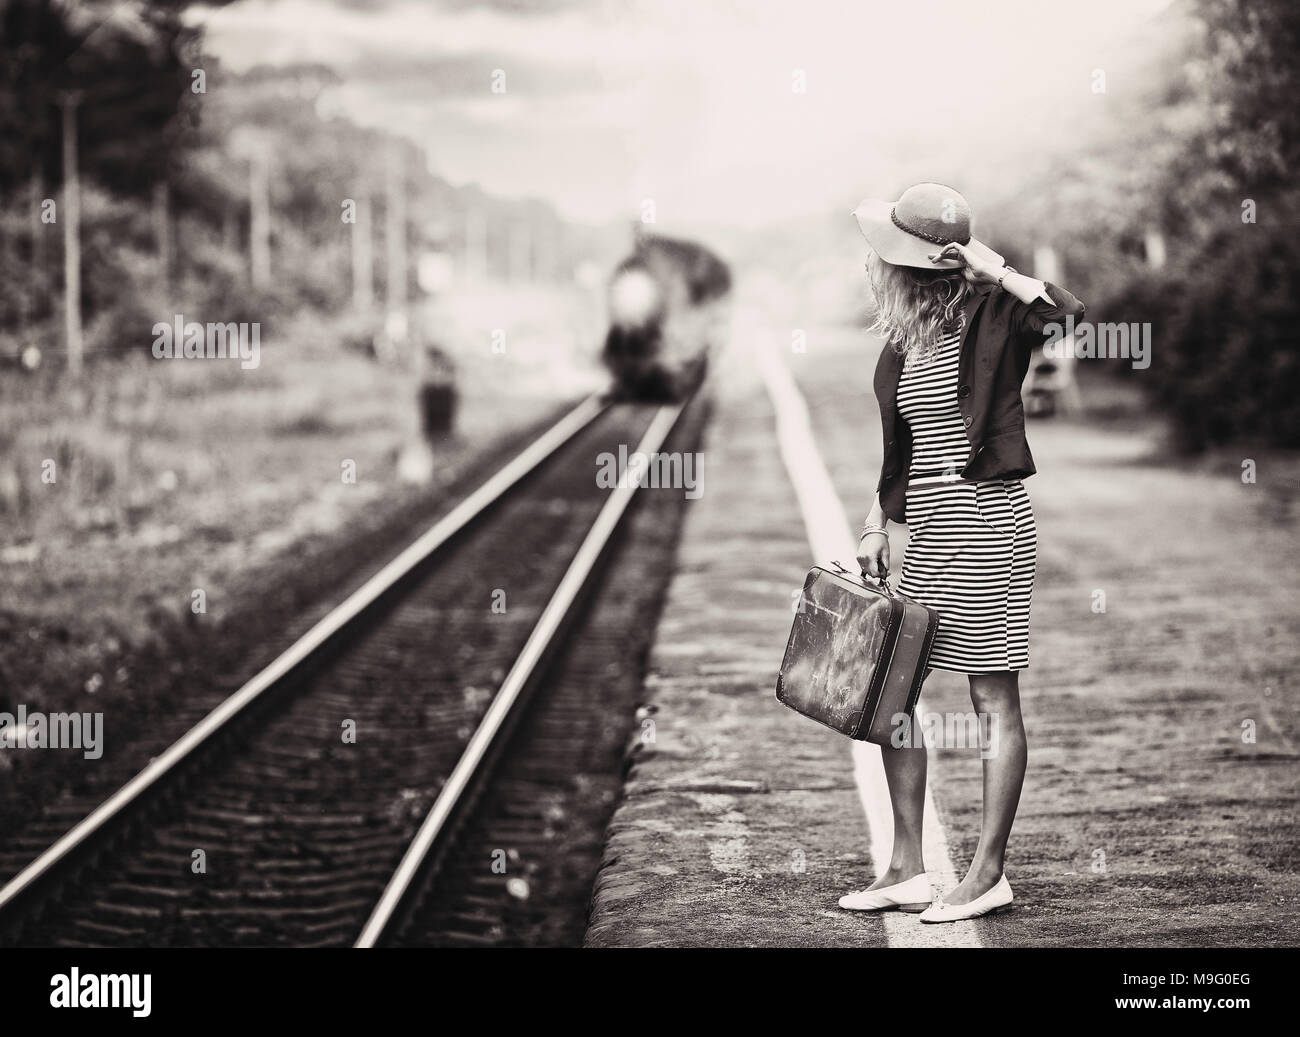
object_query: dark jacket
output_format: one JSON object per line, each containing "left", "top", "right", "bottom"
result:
{"left": 873, "top": 280, "right": 1086, "bottom": 523}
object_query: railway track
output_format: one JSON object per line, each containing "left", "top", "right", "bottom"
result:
{"left": 0, "top": 391, "right": 703, "bottom": 947}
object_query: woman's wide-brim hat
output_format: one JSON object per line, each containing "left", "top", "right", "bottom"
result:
{"left": 853, "top": 182, "right": 1003, "bottom": 270}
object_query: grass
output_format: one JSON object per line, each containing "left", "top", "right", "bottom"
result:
{"left": 0, "top": 283, "right": 606, "bottom": 703}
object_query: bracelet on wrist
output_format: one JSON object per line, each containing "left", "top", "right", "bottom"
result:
{"left": 859, "top": 523, "right": 889, "bottom": 540}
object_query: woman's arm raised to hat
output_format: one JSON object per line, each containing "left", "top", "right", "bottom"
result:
{"left": 930, "top": 240, "right": 1086, "bottom": 362}
{"left": 928, "top": 241, "right": 1053, "bottom": 304}
{"left": 930, "top": 239, "right": 1083, "bottom": 323}
{"left": 996, "top": 270, "right": 1055, "bottom": 306}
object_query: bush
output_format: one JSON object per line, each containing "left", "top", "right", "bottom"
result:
{"left": 1140, "top": 219, "right": 1300, "bottom": 451}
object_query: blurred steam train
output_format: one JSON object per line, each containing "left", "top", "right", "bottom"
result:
{"left": 601, "top": 233, "right": 733, "bottom": 401}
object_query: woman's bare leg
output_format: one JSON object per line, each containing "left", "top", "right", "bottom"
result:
{"left": 866, "top": 728, "right": 928, "bottom": 887}
{"left": 944, "top": 670, "right": 1026, "bottom": 905}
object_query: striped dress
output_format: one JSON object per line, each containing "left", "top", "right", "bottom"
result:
{"left": 894, "top": 330, "right": 1037, "bottom": 673}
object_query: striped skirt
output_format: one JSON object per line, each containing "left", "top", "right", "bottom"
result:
{"left": 896, "top": 479, "right": 1037, "bottom": 674}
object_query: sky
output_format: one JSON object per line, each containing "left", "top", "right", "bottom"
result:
{"left": 192, "top": 0, "right": 1175, "bottom": 232}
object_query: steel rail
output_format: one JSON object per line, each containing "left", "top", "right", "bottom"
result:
{"left": 354, "top": 401, "right": 686, "bottom": 947}
{"left": 0, "top": 394, "right": 608, "bottom": 919}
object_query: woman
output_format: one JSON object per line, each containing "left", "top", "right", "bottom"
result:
{"left": 840, "top": 182, "right": 1085, "bottom": 923}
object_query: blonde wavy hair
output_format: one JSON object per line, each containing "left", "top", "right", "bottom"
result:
{"left": 866, "top": 250, "right": 969, "bottom": 363}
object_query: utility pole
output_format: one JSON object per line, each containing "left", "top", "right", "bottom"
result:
{"left": 352, "top": 193, "right": 374, "bottom": 311}
{"left": 465, "top": 207, "right": 486, "bottom": 282}
{"left": 385, "top": 145, "right": 407, "bottom": 343}
{"left": 222, "top": 207, "right": 237, "bottom": 252}
{"left": 534, "top": 221, "right": 555, "bottom": 284}
{"left": 508, "top": 218, "right": 531, "bottom": 284}
{"left": 249, "top": 150, "right": 271, "bottom": 289}
{"left": 30, "top": 174, "right": 45, "bottom": 319}
{"left": 59, "top": 92, "right": 83, "bottom": 379}
{"left": 153, "top": 181, "right": 171, "bottom": 297}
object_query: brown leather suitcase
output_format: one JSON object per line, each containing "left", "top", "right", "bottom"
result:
{"left": 776, "top": 561, "right": 940, "bottom": 746}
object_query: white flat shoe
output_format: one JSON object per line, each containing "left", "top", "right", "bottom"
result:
{"left": 838, "top": 873, "right": 932, "bottom": 912}
{"left": 918, "top": 874, "right": 1013, "bottom": 923}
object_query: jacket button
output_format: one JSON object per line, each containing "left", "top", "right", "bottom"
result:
{"left": 963, "top": 415, "right": 973, "bottom": 428}
{"left": 957, "top": 384, "right": 971, "bottom": 398}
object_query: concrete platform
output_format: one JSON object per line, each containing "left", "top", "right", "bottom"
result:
{"left": 585, "top": 299, "right": 1300, "bottom": 949}
{"left": 584, "top": 340, "right": 884, "bottom": 948}
{"left": 583, "top": 308, "right": 978, "bottom": 948}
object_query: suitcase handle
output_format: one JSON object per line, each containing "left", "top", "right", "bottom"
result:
{"left": 830, "top": 559, "right": 892, "bottom": 595}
